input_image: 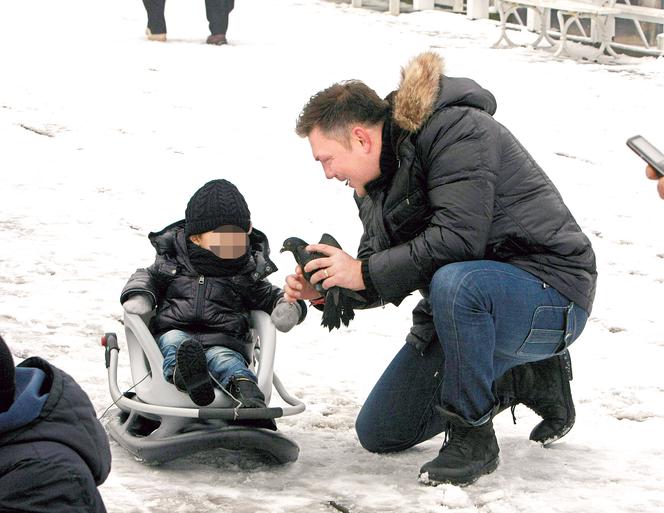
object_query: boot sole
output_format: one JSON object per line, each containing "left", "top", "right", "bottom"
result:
{"left": 419, "top": 456, "right": 500, "bottom": 487}
{"left": 176, "top": 339, "right": 215, "bottom": 406}
{"left": 230, "top": 418, "right": 278, "bottom": 431}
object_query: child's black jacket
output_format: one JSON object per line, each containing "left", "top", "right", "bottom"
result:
{"left": 121, "top": 220, "right": 304, "bottom": 362}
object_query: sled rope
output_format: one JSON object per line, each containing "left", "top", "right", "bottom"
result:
{"left": 97, "top": 371, "right": 151, "bottom": 421}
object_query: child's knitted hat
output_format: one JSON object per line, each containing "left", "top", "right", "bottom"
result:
{"left": 185, "top": 179, "right": 251, "bottom": 236}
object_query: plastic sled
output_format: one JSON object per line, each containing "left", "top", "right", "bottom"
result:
{"left": 102, "top": 310, "right": 305, "bottom": 465}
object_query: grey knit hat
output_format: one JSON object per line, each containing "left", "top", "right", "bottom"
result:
{"left": 184, "top": 179, "right": 251, "bottom": 236}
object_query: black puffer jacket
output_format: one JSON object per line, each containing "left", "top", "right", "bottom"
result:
{"left": 121, "top": 221, "right": 305, "bottom": 362}
{"left": 0, "top": 357, "right": 111, "bottom": 513}
{"left": 357, "top": 52, "right": 597, "bottom": 354}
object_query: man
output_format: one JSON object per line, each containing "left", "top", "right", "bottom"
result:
{"left": 0, "top": 335, "right": 111, "bottom": 512}
{"left": 284, "top": 52, "right": 597, "bottom": 486}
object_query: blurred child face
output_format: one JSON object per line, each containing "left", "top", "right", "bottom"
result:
{"left": 190, "top": 225, "right": 250, "bottom": 259}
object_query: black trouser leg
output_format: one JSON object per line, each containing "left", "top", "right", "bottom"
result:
{"left": 143, "top": 0, "right": 167, "bottom": 34}
{"left": 205, "top": 0, "right": 234, "bottom": 35}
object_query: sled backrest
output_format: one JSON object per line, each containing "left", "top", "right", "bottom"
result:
{"left": 123, "top": 310, "right": 275, "bottom": 407}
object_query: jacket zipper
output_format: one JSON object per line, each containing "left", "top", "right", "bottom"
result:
{"left": 394, "top": 131, "right": 410, "bottom": 205}
{"left": 403, "top": 160, "right": 410, "bottom": 205}
{"left": 195, "top": 275, "right": 205, "bottom": 321}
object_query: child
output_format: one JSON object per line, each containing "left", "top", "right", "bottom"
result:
{"left": 120, "top": 179, "right": 305, "bottom": 429}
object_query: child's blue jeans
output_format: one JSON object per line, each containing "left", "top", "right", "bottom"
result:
{"left": 157, "top": 330, "right": 256, "bottom": 388}
{"left": 355, "top": 260, "right": 589, "bottom": 453}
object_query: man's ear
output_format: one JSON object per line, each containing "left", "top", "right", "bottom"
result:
{"left": 351, "top": 126, "right": 372, "bottom": 153}
{"left": 247, "top": 223, "right": 253, "bottom": 235}
{"left": 189, "top": 234, "right": 201, "bottom": 245}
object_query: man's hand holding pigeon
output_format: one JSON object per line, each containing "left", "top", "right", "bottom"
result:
{"left": 303, "top": 242, "right": 365, "bottom": 292}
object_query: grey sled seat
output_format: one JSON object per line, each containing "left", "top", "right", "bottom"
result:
{"left": 103, "top": 310, "right": 305, "bottom": 464}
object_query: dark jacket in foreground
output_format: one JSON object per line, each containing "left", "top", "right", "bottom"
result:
{"left": 357, "top": 52, "right": 597, "bottom": 354}
{"left": 121, "top": 221, "right": 305, "bottom": 362}
{"left": 0, "top": 357, "right": 111, "bottom": 513}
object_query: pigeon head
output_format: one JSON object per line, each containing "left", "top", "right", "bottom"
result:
{"left": 281, "top": 237, "right": 307, "bottom": 254}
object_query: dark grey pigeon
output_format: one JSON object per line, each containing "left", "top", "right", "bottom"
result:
{"left": 281, "top": 234, "right": 365, "bottom": 330}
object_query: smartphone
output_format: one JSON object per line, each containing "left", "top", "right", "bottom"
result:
{"left": 626, "top": 135, "right": 664, "bottom": 177}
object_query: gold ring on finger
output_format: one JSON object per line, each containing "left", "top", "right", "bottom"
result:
{"left": 323, "top": 269, "right": 329, "bottom": 279}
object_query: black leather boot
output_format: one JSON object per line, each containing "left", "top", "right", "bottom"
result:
{"left": 226, "top": 377, "right": 267, "bottom": 408}
{"left": 496, "top": 350, "right": 575, "bottom": 445}
{"left": 226, "top": 377, "right": 277, "bottom": 431}
{"left": 419, "top": 409, "right": 499, "bottom": 486}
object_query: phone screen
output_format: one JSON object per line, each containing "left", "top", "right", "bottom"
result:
{"left": 633, "top": 137, "right": 664, "bottom": 162}
{"left": 627, "top": 135, "right": 664, "bottom": 177}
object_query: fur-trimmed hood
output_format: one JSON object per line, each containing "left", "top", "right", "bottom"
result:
{"left": 392, "top": 51, "right": 497, "bottom": 132}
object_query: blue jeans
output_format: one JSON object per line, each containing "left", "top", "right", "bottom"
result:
{"left": 355, "top": 261, "right": 588, "bottom": 452}
{"left": 157, "top": 330, "right": 256, "bottom": 388}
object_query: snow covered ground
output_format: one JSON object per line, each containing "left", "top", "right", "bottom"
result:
{"left": 1, "top": 0, "right": 663, "bottom": 511}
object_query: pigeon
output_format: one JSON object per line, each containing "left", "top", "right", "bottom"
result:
{"left": 281, "top": 234, "right": 366, "bottom": 331}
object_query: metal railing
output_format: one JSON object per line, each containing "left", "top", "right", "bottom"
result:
{"left": 344, "top": 0, "right": 664, "bottom": 55}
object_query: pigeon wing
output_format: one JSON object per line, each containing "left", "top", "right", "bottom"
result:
{"left": 319, "top": 233, "right": 342, "bottom": 249}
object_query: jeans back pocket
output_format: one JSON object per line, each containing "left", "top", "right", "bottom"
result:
{"left": 516, "top": 305, "right": 571, "bottom": 357}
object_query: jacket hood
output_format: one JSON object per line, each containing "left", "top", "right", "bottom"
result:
{"left": 0, "top": 367, "right": 48, "bottom": 434}
{"left": 392, "top": 51, "right": 497, "bottom": 132}
{"left": 148, "top": 220, "right": 278, "bottom": 281}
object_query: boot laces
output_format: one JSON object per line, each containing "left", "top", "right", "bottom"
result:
{"left": 442, "top": 425, "right": 472, "bottom": 456}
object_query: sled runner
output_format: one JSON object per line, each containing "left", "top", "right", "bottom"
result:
{"left": 102, "top": 310, "right": 305, "bottom": 464}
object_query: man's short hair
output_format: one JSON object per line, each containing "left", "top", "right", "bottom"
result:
{"left": 295, "top": 80, "right": 389, "bottom": 143}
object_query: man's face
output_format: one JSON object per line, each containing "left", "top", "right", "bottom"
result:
{"left": 193, "top": 225, "right": 249, "bottom": 259}
{"left": 308, "top": 126, "right": 381, "bottom": 197}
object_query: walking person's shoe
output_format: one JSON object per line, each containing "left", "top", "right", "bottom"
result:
{"left": 496, "top": 350, "right": 575, "bottom": 445}
{"left": 175, "top": 339, "right": 215, "bottom": 406}
{"left": 226, "top": 377, "right": 277, "bottom": 431}
{"left": 146, "top": 28, "right": 167, "bottom": 42}
{"left": 419, "top": 409, "right": 499, "bottom": 486}
{"left": 206, "top": 34, "right": 227, "bottom": 45}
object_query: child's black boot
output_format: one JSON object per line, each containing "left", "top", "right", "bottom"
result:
{"left": 226, "top": 377, "right": 277, "bottom": 431}
{"left": 175, "top": 339, "right": 215, "bottom": 406}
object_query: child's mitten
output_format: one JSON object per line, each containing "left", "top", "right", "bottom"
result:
{"left": 122, "top": 293, "right": 154, "bottom": 315}
{"left": 271, "top": 298, "right": 302, "bottom": 333}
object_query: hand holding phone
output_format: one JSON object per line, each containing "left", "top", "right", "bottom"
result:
{"left": 626, "top": 135, "right": 664, "bottom": 178}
